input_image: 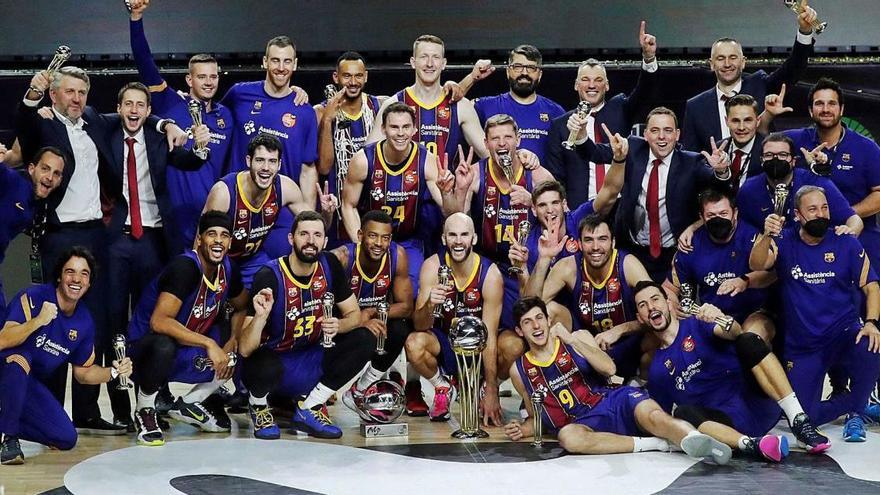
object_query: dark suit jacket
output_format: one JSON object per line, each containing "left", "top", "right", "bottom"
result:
{"left": 726, "top": 134, "right": 766, "bottom": 189}
{"left": 545, "top": 67, "right": 658, "bottom": 208}
{"left": 584, "top": 136, "right": 725, "bottom": 243}
{"left": 681, "top": 38, "right": 813, "bottom": 153}
{"left": 95, "top": 124, "right": 205, "bottom": 245}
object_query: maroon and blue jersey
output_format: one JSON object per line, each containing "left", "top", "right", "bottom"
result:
{"left": 343, "top": 242, "right": 398, "bottom": 308}
{"left": 472, "top": 159, "right": 534, "bottom": 268}
{"left": 220, "top": 172, "right": 282, "bottom": 261}
{"left": 0, "top": 168, "right": 38, "bottom": 267}
{"left": 434, "top": 251, "right": 493, "bottom": 335}
{"left": 128, "top": 251, "right": 240, "bottom": 343}
{"left": 737, "top": 168, "right": 855, "bottom": 232}
{"left": 322, "top": 94, "right": 381, "bottom": 244}
{"left": 671, "top": 223, "right": 767, "bottom": 322}
{"left": 394, "top": 88, "right": 462, "bottom": 168}
{"left": 359, "top": 141, "right": 431, "bottom": 240}
{"left": 2, "top": 284, "right": 95, "bottom": 381}
{"left": 525, "top": 200, "right": 595, "bottom": 272}
{"left": 474, "top": 93, "right": 564, "bottom": 162}
{"left": 515, "top": 339, "right": 607, "bottom": 431}
{"left": 221, "top": 81, "right": 318, "bottom": 180}
{"left": 569, "top": 249, "right": 636, "bottom": 334}
{"left": 775, "top": 232, "right": 878, "bottom": 352}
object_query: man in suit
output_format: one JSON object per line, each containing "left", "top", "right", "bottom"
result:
{"left": 544, "top": 21, "right": 659, "bottom": 208}
{"left": 578, "top": 107, "right": 731, "bottom": 282}
{"left": 15, "top": 67, "right": 187, "bottom": 435}
{"left": 97, "top": 82, "right": 210, "bottom": 426}
{"left": 680, "top": 2, "right": 820, "bottom": 153}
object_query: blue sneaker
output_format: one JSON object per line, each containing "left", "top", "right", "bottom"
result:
{"left": 249, "top": 404, "right": 280, "bottom": 440}
{"left": 864, "top": 403, "right": 880, "bottom": 424}
{"left": 290, "top": 401, "right": 343, "bottom": 439}
{"left": 843, "top": 413, "right": 867, "bottom": 442}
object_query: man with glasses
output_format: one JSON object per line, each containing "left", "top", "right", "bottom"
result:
{"left": 736, "top": 133, "right": 862, "bottom": 235}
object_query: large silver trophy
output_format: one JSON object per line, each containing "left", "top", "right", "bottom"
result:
{"left": 679, "top": 283, "right": 734, "bottom": 333}
{"left": 111, "top": 335, "right": 132, "bottom": 390}
{"left": 772, "top": 184, "right": 789, "bottom": 238}
{"left": 449, "top": 316, "right": 489, "bottom": 439}
{"left": 323, "top": 84, "right": 352, "bottom": 129}
{"left": 358, "top": 379, "right": 408, "bottom": 437}
{"left": 375, "top": 299, "right": 389, "bottom": 355}
{"left": 561, "top": 101, "right": 593, "bottom": 150}
{"left": 194, "top": 352, "right": 238, "bottom": 372}
{"left": 530, "top": 387, "right": 548, "bottom": 447}
{"left": 47, "top": 46, "right": 71, "bottom": 76}
{"left": 187, "top": 99, "right": 208, "bottom": 157}
{"left": 783, "top": 0, "right": 827, "bottom": 34}
{"left": 321, "top": 292, "right": 336, "bottom": 348}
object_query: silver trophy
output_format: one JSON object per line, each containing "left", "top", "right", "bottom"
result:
{"left": 187, "top": 99, "right": 208, "bottom": 156}
{"left": 508, "top": 220, "right": 531, "bottom": 276}
{"left": 111, "top": 335, "right": 131, "bottom": 390}
{"left": 449, "top": 316, "right": 489, "bottom": 439}
{"left": 680, "top": 283, "right": 734, "bottom": 333}
{"left": 783, "top": 0, "right": 827, "bottom": 34}
{"left": 561, "top": 101, "right": 593, "bottom": 150}
{"left": 194, "top": 352, "right": 238, "bottom": 372}
{"left": 497, "top": 151, "right": 515, "bottom": 184}
{"left": 530, "top": 387, "right": 547, "bottom": 447}
{"left": 375, "top": 299, "right": 389, "bottom": 355}
{"left": 321, "top": 292, "right": 336, "bottom": 348}
{"left": 324, "top": 84, "right": 352, "bottom": 130}
{"left": 358, "top": 379, "right": 409, "bottom": 437}
{"left": 772, "top": 183, "right": 789, "bottom": 238}
{"left": 432, "top": 265, "right": 453, "bottom": 319}
{"left": 47, "top": 46, "right": 71, "bottom": 76}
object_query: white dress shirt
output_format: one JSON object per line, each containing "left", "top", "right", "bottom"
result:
{"left": 715, "top": 80, "right": 742, "bottom": 142}
{"left": 634, "top": 151, "right": 674, "bottom": 248}
{"left": 51, "top": 108, "right": 103, "bottom": 223}
{"left": 122, "top": 129, "right": 162, "bottom": 228}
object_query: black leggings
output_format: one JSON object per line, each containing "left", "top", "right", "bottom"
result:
{"left": 132, "top": 334, "right": 179, "bottom": 395}
{"left": 370, "top": 318, "right": 411, "bottom": 371}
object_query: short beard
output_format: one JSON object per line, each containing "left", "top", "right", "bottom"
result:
{"left": 509, "top": 77, "right": 537, "bottom": 98}
{"left": 293, "top": 244, "right": 320, "bottom": 263}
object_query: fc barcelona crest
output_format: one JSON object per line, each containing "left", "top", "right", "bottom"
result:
{"left": 842, "top": 153, "right": 851, "bottom": 163}
{"left": 539, "top": 113, "right": 549, "bottom": 122}
{"left": 824, "top": 252, "right": 835, "bottom": 263}
{"left": 527, "top": 367, "right": 538, "bottom": 377}
{"left": 288, "top": 287, "right": 297, "bottom": 298}
{"left": 68, "top": 329, "right": 78, "bottom": 341}
{"left": 217, "top": 118, "right": 226, "bottom": 129}
{"left": 238, "top": 209, "right": 248, "bottom": 220}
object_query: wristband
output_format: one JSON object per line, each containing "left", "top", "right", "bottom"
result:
{"left": 28, "top": 86, "right": 45, "bottom": 98}
{"left": 866, "top": 318, "right": 879, "bottom": 327}
{"left": 740, "top": 274, "right": 750, "bottom": 287}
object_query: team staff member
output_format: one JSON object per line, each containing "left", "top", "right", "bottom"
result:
{"left": 0, "top": 248, "right": 132, "bottom": 465}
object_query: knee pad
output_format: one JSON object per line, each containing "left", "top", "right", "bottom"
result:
{"left": 735, "top": 332, "right": 770, "bottom": 369}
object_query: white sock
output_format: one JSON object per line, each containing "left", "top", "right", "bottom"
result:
{"left": 736, "top": 435, "right": 751, "bottom": 451}
{"left": 248, "top": 393, "right": 268, "bottom": 407}
{"left": 137, "top": 390, "right": 158, "bottom": 410}
{"left": 778, "top": 392, "right": 805, "bottom": 426}
{"left": 183, "top": 378, "right": 227, "bottom": 404}
{"left": 632, "top": 436, "right": 672, "bottom": 453}
{"left": 428, "top": 370, "right": 449, "bottom": 389}
{"left": 356, "top": 365, "right": 385, "bottom": 391}
{"left": 302, "top": 383, "right": 335, "bottom": 410}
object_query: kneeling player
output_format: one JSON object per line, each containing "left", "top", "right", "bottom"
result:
{"left": 0, "top": 248, "right": 132, "bottom": 464}
{"left": 128, "top": 212, "right": 248, "bottom": 446}
{"left": 635, "top": 281, "right": 830, "bottom": 460}
{"left": 329, "top": 210, "right": 414, "bottom": 408}
{"left": 239, "top": 211, "right": 374, "bottom": 439}
{"left": 505, "top": 297, "right": 731, "bottom": 465}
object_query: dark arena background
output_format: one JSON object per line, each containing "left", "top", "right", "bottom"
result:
{"left": 2, "top": 1, "right": 880, "bottom": 494}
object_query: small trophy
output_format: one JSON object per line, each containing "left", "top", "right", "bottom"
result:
{"left": 783, "top": 0, "right": 827, "bottom": 34}
{"left": 358, "top": 379, "right": 408, "bottom": 438}
{"left": 194, "top": 352, "right": 238, "bottom": 372}
{"left": 449, "top": 316, "right": 489, "bottom": 439}
{"left": 321, "top": 292, "right": 336, "bottom": 348}
{"left": 508, "top": 220, "right": 531, "bottom": 276}
{"left": 497, "top": 151, "right": 515, "bottom": 185}
{"left": 111, "top": 335, "right": 131, "bottom": 390}
{"left": 432, "top": 265, "right": 453, "bottom": 319}
{"left": 47, "top": 46, "right": 71, "bottom": 76}
{"left": 561, "top": 101, "right": 593, "bottom": 150}
{"left": 323, "top": 84, "right": 352, "bottom": 130}
{"left": 680, "top": 283, "right": 734, "bottom": 333}
{"left": 375, "top": 299, "right": 389, "bottom": 355}
{"left": 187, "top": 99, "right": 208, "bottom": 157}
{"left": 530, "top": 387, "right": 547, "bottom": 447}
{"left": 772, "top": 183, "right": 789, "bottom": 238}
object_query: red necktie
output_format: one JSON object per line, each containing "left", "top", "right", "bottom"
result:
{"left": 731, "top": 149, "right": 744, "bottom": 182}
{"left": 125, "top": 137, "right": 143, "bottom": 239}
{"left": 593, "top": 115, "right": 605, "bottom": 192}
{"left": 647, "top": 158, "right": 662, "bottom": 258}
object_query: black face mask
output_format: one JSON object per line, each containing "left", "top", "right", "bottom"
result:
{"left": 803, "top": 217, "right": 830, "bottom": 238}
{"left": 705, "top": 217, "right": 734, "bottom": 240}
{"left": 762, "top": 158, "right": 791, "bottom": 180}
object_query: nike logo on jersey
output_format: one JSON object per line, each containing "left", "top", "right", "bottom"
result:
{"left": 15, "top": 202, "right": 24, "bottom": 210}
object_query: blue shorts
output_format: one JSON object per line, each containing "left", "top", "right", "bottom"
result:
{"left": 399, "top": 237, "right": 424, "bottom": 295}
{"left": 573, "top": 386, "right": 649, "bottom": 436}
{"left": 232, "top": 250, "right": 271, "bottom": 289}
{"left": 275, "top": 345, "right": 325, "bottom": 398}
{"left": 716, "top": 388, "right": 782, "bottom": 437}
{"left": 431, "top": 328, "right": 457, "bottom": 376}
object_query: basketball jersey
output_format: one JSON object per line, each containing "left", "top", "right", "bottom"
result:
{"left": 472, "top": 158, "right": 534, "bottom": 267}
{"left": 129, "top": 251, "right": 235, "bottom": 341}
{"left": 262, "top": 254, "right": 335, "bottom": 351}
{"left": 396, "top": 87, "right": 462, "bottom": 167}
{"left": 221, "top": 171, "right": 282, "bottom": 260}
{"left": 359, "top": 141, "right": 430, "bottom": 240}
{"left": 515, "top": 338, "right": 607, "bottom": 431}
{"left": 433, "top": 250, "right": 493, "bottom": 334}
{"left": 569, "top": 249, "right": 636, "bottom": 334}
{"left": 344, "top": 241, "right": 398, "bottom": 308}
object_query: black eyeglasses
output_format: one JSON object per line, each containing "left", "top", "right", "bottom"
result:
{"left": 761, "top": 152, "right": 792, "bottom": 161}
{"left": 508, "top": 63, "right": 541, "bottom": 74}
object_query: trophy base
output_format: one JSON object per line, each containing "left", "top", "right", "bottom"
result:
{"left": 451, "top": 428, "right": 489, "bottom": 439}
{"left": 360, "top": 422, "right": 409, "bottom": 438}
